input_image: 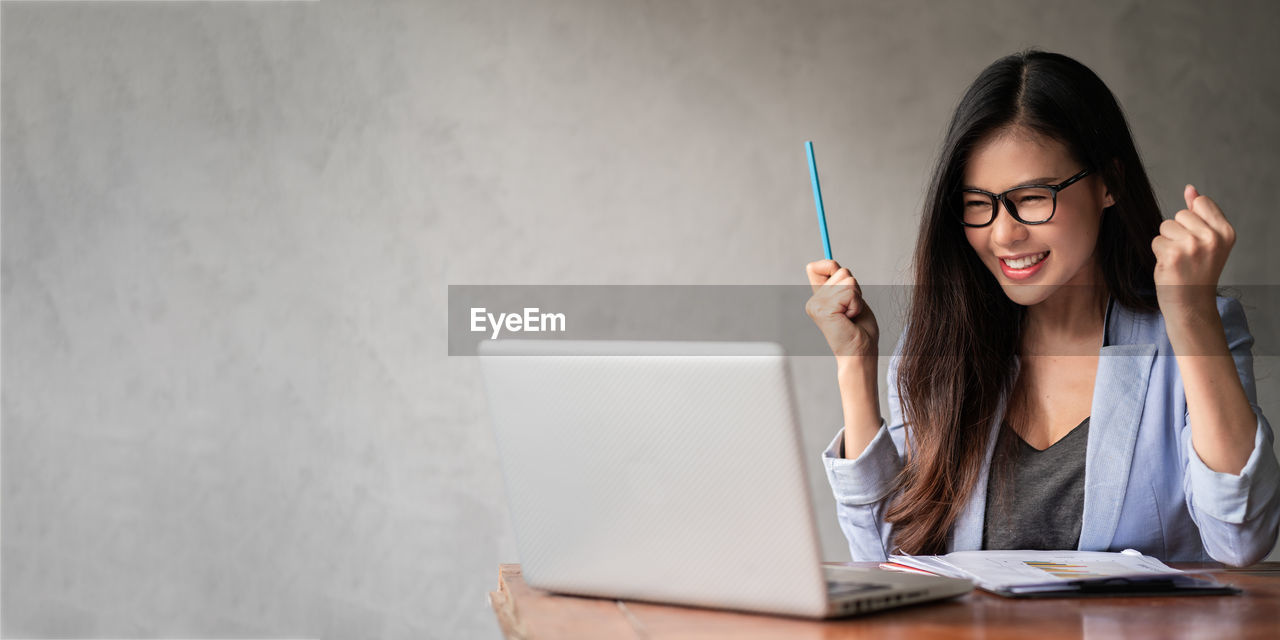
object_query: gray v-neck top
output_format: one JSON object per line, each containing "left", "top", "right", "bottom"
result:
{"left": 982, "top": 417, "right": 1090, "bottom": 550}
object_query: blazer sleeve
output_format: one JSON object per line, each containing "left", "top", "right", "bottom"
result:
{"left": 1180, "top": 296, "right": 1280, "bottom": 566}
{"left": 819, "top": 335, "right": 908, "bottom": 561}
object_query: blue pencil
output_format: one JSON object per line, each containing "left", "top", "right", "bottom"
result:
{"left": 805, "top": 141, "right": 832, "bottom": 260}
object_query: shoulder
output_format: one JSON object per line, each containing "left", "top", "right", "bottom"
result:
{"left": 1109, "top": 295, "right": 1251, "bottom": 346}
{"left": 1213, "top": 296, "right": 1252, "bottom": 343}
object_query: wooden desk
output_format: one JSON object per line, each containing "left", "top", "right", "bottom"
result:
{"left": 489, "top": 562, "right": 1280, "bottom": 639}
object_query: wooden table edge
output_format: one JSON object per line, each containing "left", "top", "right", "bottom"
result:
{"left": 489, "top": 561, "right": 1280, "bottom": 639}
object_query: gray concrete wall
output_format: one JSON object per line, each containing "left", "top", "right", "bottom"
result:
{"left": 4, "top": 1, "right": 1278, "bottom": 637}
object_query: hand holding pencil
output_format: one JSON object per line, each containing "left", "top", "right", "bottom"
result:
{"left": 806, "top": 259, "right": 879, "bottom": 360}
{"left": 803, "top": 141, "right": 883, "bottom": 459}
{"left": 802, "top": 141, "right": 879, "bottom": 361}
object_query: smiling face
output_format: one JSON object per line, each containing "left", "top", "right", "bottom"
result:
{"left": 961, "top": 127, "right": 1115, "bottom": 307}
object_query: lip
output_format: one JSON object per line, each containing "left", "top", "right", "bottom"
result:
{"left": 999, "top": 251, "right": 1049, "bottom": 280}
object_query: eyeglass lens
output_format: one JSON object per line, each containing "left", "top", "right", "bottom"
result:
{"left": 961, "top": 187, "right": 1056, "bottom": 225}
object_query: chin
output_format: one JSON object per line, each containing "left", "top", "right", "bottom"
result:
{"left": 998, "top": 284, "right": 1053, "bottom": 307}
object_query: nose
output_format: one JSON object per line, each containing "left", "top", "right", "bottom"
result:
{"left": 989, "top": 198, "right": 1028, "bottom": 247}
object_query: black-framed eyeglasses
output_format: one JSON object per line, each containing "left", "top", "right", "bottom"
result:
{"left": 956, "top": 168, "right": 1093, "bottom": 227}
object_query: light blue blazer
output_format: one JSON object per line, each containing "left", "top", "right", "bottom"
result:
{"left": 822, "top": 296, "right": 1280, "bottom": 566}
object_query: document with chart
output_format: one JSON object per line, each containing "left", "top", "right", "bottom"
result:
{"left": 882, "top": 550, "right": 1239, "bottom": 597}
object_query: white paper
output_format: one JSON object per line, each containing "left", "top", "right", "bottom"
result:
{"left": 889, "top": 550, "right": 1184, "bottom": 592}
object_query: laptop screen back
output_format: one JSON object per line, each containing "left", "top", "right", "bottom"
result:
{"left": 479, "top": 340, "right": 830, "bottom": 617}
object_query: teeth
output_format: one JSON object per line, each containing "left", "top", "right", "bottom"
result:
{"left": 1003, "top": 252, "right": 1048, "bottom": 270}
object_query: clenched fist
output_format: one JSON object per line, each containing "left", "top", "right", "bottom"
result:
{"left": 1151, "top": 185, "right": 1236, "bottom": 312}
{"left": 805, "top": 260, "right": 879, "bottom": 360}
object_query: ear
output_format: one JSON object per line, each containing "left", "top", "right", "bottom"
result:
{"left": 1102, "top": 158, "right": 1120, "bottom": 208}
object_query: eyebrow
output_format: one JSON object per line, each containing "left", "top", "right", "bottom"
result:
{"left": 962, "top": 176, "right": 1060, "bottom": 190}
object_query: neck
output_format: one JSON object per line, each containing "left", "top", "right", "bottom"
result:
{"left": 1021, "top": 279, "right": 1109, "bottom": 355}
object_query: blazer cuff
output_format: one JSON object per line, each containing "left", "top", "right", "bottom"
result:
{"left": 822, "top": 420, "right": 901, "bottom": 506}
{"left": 1186, "top": 414, "right": 1280, "bottom": 524}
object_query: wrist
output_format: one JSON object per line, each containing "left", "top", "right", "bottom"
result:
{"left": 1163, "top": 300, "right": 1229, "bottom": 356}
{"left": 835, "top": 355, "right": 878, "bottom": 381}
{"left": 1157, "top": 286, "right": 1218, "bottom": 321}
{"left": 1160, "top": 293, "right": 1220, "bottom": 329}
{"left": 836, "top": 358, "right": 881, "bottom": 429}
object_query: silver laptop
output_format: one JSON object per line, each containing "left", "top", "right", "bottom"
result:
{"left": 478, "top": 339, "right": 972, "bottom": 618}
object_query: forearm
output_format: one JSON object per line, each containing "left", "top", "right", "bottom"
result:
{"left": 1165, "top": 299, "right": 1257, "bottom": 474}
{"left": 836, "top": 356, "right": 883, "bottom": 459}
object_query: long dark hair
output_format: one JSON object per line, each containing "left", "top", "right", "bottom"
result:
{"left": 885, "top": 50, "right": 1163, "bottom": 554}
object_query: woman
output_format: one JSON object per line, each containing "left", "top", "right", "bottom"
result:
{"left": 804, "top": 50, "right": 1279, "bottom": 566}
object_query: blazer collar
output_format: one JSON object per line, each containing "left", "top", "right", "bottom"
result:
{"left": 1079, "top": 300, "right": 1158, "bottom": 550}
{"left": 950, "top": 297, "right": 1159, "bottom": 552}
